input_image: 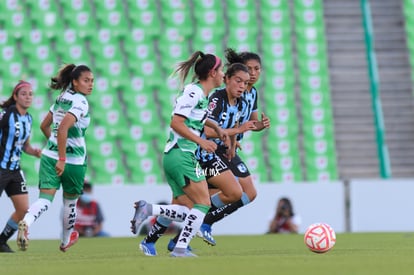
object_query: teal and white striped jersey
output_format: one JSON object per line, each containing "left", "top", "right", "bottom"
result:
{"left": 42, "top": 89, "right": 90, "bottom": 165}
{"left": 164, "top": 83, "right": 209, "bottom": 153}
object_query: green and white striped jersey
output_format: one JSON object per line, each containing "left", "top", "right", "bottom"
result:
{"left": 42, "top": 89, "right": 90, "bottom": 165}
{"left": 164, "top": 83, "right": 209, "bottom": 153}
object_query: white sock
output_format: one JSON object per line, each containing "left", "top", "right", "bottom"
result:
{"left": 175, "top": 208, "right": 206, "bottom": 249}
{"left": 151, "top": 204, "right": 189, "bottom": 222}
{"left": 61, "top": 197, "right": 78, "bottom": 246}
{"left": 24, "top": 198, "right": 52, "bottom": 227}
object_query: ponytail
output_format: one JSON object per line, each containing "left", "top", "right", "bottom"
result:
{"left": 49, "top": 64, "right": 92, "bottom": 91}
{"left": 173, "top": 51, "right": 222, "bottom": 86}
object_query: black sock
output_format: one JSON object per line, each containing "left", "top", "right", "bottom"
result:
{"left": 144, "top": 221, "right": 168, "bottom": 243}
{"left": 0, "top": 223, "right": 16, "bottom": 243}
{"left": 204, "top": 199, "right": 244, "bottom": 225}
{"left": 171, "top": 233, "right": 179, "bottom": 244}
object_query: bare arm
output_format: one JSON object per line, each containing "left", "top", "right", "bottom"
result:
{"left": 23, "top": 138, "right": 42, "bottom": 158}
{"left": 40, "top": 111, "right": 53, "bottom": 139}
{"left": 204, "top": 119, "right": 256, "bottom": 139}
{"left": 55, "top": 113, "right": 76, "bottom": 176}
{"left": 171, "top": 115, "right": 218, "bottom": 153}
{"left": 250, "top": 112, "right": 270, "bottom": 131}
{"left": 171, "top": 115, "right": 205, "bottom": 145}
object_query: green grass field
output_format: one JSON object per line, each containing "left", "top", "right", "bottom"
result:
{"left": 2, "top": 233, "right": 414, "bottom": 275}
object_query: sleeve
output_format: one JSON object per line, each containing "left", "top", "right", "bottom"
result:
{"left": 173, "top": 86, "right": 200, "bottom": 118}
{"left": 68, "top": 95, "right": 89, "bottom": 121}
{"left": 208, "top": 94, "right": 224, "bottom": 123}
{"left": 0, "top": 109, "right": 9, "bottom": 129}
{"left": 252, "top": 88, "right": 259, "bottom": 113}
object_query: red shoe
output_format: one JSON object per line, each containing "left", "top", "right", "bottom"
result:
{"left": 60, "top": 231, "right": 79, "bottom": 252}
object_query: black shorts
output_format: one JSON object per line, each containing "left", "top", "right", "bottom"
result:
{"left": 0, "top": 169, "right": 28, "bottom": 197}
{"left": 200, "top": 154, "right": 230, "bottom": 180}
{"left": 217, "top": 152, "right": 251, "bottom": 178}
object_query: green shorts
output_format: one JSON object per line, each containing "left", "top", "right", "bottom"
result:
{"left": 39, "top": 155, "right": 87, "bottom": 195}
{"left": 162, "top": 148, "right": 205, "bottom": 198}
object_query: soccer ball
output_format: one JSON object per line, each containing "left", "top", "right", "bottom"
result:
{"left": 304, "top": 223, "right": 336, "bottom": 253}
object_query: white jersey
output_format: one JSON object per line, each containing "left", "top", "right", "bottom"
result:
{"left": 164, "top": 83, "right": 209, "bottom": 153}
{"left": 42, "top": 89, "right": 90, "bottom": 165}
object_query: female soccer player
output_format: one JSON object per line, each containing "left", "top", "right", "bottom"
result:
{"left": 198, "top": 48, "right": 271, "bottom": 245}
{"left": 0, "top": 81, "right": 42, "bottom": 253}
{"left": 130, "top": 51, "right": 228, "bottom": 257}
{"left": 17, "top": 64, "right": 94, "bottom": 252}
{"left": 139, "top": 63, "right": 257, "bottom": 253}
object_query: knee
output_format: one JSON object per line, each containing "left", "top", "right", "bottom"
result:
{"left": 246, "top": 189, "right": 257, "bottom": 201}
{"left": 227, "top": 189, "right": 243, "bottom": 202}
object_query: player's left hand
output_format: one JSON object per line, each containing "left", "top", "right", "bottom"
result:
{"left": 261, "top": 112, "right": 271, "bottom": 129}
{"left": 55, "top": 160, "right": 65, "bottom": 176}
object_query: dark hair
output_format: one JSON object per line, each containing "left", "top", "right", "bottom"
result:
{"left": 0, "top": 80, "right": 32, "bottom": 109}
{"left": 174, "top": 51, "right": 222, "bottom": 86}
{"left": 225, "top": 48, "right": 262, "bottom": 67}
{"left": 83, "top": 181, "right": 92, "bottom": 190}
{"left": 49, "top": 64, "right": 92, "bottom": 91}
{"left": 278, "top": 197, "right": 294, "bottom": 217}
{"left": 225, "top": 63, "right": 249, "bottom": 78}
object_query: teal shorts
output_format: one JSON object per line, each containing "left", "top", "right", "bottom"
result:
{"left": 162, "top": 148, "right": 205, "bottom": 198}
{"left": 39, "top": 155, "right": 87, "bottom": 195}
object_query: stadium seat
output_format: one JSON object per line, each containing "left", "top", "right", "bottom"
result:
{"left": 227, "top": 8, "right": 258, "bottom": 29}
{"left": 268, "top": 154, "right": 303, "bottom": 182}
{"left": 94, "top": 1, "right": 129, "bottom": 38}
{"left": 127, "top": 154, "right": 164, "bottom": 185}
{"left": 122, "top": 27, "right": 157, "bottom": 56}
{"left": 90, "top": 155, "right": 127, "bottom": 185}
{"left": 0, "top": 47, "right": 28, "bottom": 87}
{"left": 192, "top": 39, "right": 225, "bottom": 55}
{"left": 260, "top": 7, "right": 291, "bottom": 27}
{"left": 294, "top": 0, "right": 337, "bottom": 181}
{"left": 122, "top": 75, "right": 156, "bottom": 97}
{"left": 127, "top": 107, "right": 162, "bottom": 137}
{"left": 158, "top": 37, "right": 191, "bottom": 71}
{"left": 94, "top": 59, "right": 131, "bottom": 89}
{"left": 27, "top": 0, "right": 63, "bottom": 39}
{"left": 226, "top": 26, "right": 259, "bottom": 52}
{"left": 193, "top": 0, "right": 224, "bottom": 11}
{"left": 54, "top": 29, "right": 91, "bottom": 71}
{"left": 160, "top": 43, "right": 189, "bottom": 69}
{"left": 304, "top": 152, "right": 338, "bottom": 182}
{"left": 60, "top": 0, "right": 97, "bottom": 38}
{"left": 126, "top": 0, "right": 161, "bottom": 38}
{"left": 160, "top": 7, "right": 193, "bottom": 37}
{"left": 128, "top": 58, "right": 162, "bottom": 88}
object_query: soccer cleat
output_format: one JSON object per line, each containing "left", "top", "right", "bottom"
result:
{"left": 0, "top": 242, "right": 14, "bottom": 253}
{"left": 139, "top": 241, "right": 157, "bottom": 256}
{"left": 197, "top": 223, "right": 216, "bottom": 246}
{"left": 59, "top": 231, "right": 79, "bottom": 252}
{"left": 167, "top": 239, "right": 193, "bottom": 252}
{"left": 170, "top": 250, "right": 198, "bottom": 257}
{"left": 130, "top": 200, "right": 150, "bottom": 234}
{"left": 17, "top": 220, "right": 29, "bottom": 251}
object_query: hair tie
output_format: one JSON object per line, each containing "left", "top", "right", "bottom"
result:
{"left": 13, "top": 81, "right": 31, "bottom": 95}
{"left": 211, "top": 55, "right": 221, "bottom": 71}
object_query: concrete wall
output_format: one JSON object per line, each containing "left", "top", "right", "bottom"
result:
{"left": 0, "top": 179, "right": 412, "bottom": 240}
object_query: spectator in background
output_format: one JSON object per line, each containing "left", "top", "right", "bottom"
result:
{"left": 75, "top": 180, "right": 109, "bottom": 237}
{"left": 268, "top": 197, "right": 301, "bottom": 234}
